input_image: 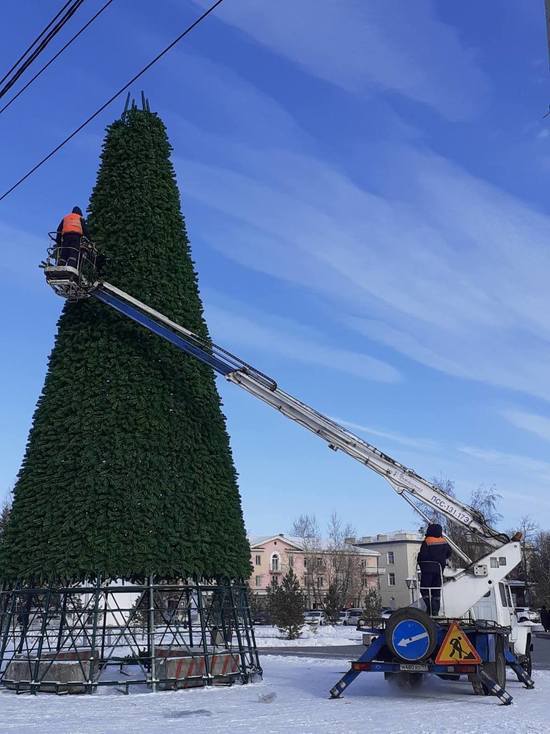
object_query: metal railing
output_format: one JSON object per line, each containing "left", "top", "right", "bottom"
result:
{"left": 42, "top": 233, "right": 99, "bottom": 300}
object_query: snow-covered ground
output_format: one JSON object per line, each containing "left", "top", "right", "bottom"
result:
{"left": 0, "top": 656, "right": 548, "bottom": 734}
{"left": 254, "top": 623, "right": 364, "bottom": 647}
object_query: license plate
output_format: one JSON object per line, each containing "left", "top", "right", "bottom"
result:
{"left": 399, "top": 664, "right": 428, "bottom": 672}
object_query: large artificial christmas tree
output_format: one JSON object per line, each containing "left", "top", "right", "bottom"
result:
{"left": 0, "top": 105, "right": 251, "bottom": 584}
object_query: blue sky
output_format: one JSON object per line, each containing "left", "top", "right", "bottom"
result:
{"left": 2, "top": 0, "right": 550, "bottom": 537}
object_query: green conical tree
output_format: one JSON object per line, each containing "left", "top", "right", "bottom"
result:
{"left": 0, "top": 107, "right": 251, "bottom": 583}
{"left": 267, "top": 569, "right": 305, "bottom": 640}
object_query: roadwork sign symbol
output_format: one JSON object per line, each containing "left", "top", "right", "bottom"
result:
{"left": 434, "top": 622, "right": 481, "bottom": 665}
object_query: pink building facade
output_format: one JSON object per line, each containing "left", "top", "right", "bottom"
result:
{"left": 249, "top": 534, "right": 381, "bottom": 607}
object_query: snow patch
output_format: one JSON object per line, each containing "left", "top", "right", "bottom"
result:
{"left": 0, "top": 657, "right": 548, "bottom": 733}
{"left": 254, "top": 624, "right": 364, "bottom": 647}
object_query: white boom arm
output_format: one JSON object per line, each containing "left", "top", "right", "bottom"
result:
{"left": 92, "top": 281, "right": 510, "bottom": 562}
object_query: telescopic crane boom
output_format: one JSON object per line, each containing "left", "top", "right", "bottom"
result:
{"left": 43, "top": 248, "right": 522, "bottom": 618}
{"left": 96, "top": 282, "right": 508, "bottom": 561}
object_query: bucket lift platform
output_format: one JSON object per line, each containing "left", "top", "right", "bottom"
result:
{"left": 41, "top": 233, "right": 99, "bottom": 301}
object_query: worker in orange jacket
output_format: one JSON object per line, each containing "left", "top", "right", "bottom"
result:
{"left": 417, "top": 523, "right": 452, "bottom": 616}
{"left": 55, "top": 206, "right": 90, "bottom": 267}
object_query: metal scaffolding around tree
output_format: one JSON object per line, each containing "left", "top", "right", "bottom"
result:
{"left": 0, "top": 577, "right": 261, "bottom": 694}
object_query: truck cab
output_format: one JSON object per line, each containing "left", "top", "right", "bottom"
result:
{"left": 471, "top": 581, "right": 532, "bottom": 673}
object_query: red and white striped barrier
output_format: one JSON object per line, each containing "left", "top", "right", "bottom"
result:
{"left": 158, "top": 652, "right": 240, "bottom": 689}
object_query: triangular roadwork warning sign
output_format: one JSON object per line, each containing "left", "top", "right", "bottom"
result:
{"left": 435, "top": 622, "right": 482, "bottom": 665}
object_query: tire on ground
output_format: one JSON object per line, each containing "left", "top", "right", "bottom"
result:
{"left": 481, "top": 635, "right": 506, "bottom": 695}
{"left": 520, "top": 635, "right": 532, "bottom": 678}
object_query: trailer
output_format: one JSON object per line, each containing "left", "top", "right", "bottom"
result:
{"left": 330, "top": 610, "right": 533, "bottom": 705}
{"left": 42, "top": 238, "right": 536, "bottom": 703}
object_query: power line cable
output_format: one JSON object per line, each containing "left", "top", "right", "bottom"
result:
{"left": 0, "top": 0, "right": 224, "bottom": 203}
{"left": 0, "top": 0, "right": 74, "bottom": 86}
{"left": 0, "top": 0, "right": 115, "bottom": 117}
{"left": 0, "top": 0, "right": 86, "bottom": 99}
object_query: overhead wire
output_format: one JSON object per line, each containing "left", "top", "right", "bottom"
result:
{"left": 0, "top": 0, "right": 224, "bottom": 203}
{"left": 0, "top": 0, "right": 115, "bottom": 117}
{"left": 0, "top": 0, "right": 74, "bottom": 87}
{"left": 0, "top": 0, "right": 86, "bottom": 100}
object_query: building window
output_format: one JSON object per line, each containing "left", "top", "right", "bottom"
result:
{"left": 304, "top": 558, "right": 308, "bottom": 569}
{"left": 318, "top": 577, "right": 324, "bottom": 588}
{"left": 255, "top": 554, "right": 261, "bottom": 566}
{"left": 387, "top": 551, "right": 395, "bottom": 564}
{"left": 288, "top": 555, "right": 294, "bottom": 568}
{"left": 271, "top": 553, "right": 280, "bottom": 572}
{"left": 388, "top": 573, "right": 396, "bottom": 587}
{"left": 255, "top": 575, "right": 262, "bottom": 587}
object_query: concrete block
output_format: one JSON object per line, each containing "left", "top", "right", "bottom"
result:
{"left": 4, "top": 651, "right": 94, "bottom": 693}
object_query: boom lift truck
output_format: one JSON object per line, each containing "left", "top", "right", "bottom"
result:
{"left": 42, "top": 239, "right": 535, "bottom": 704}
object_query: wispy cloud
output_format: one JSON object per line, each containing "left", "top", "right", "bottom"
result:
{"left": 501, "top": 409, "right": 550, "bottom": 444}
{"left": 332, "top": 417, "right": 437, "bottom": 452}
{"left": 160, "top": 24, "right": 550, "bottom": 525}
{"left": 179, "top": 142, "right": 550, "bottom": 401}
{"left": 457, "top": 444, "right": 550, "bottom": 512}
{"left": 203, "top": 298, "right": 400, "bottom": 384}
{"left": 459, "top": 445, "right": 550, "bottom": 482}
{"left": 194, "top": 0, "right": 489, "bottom": 121}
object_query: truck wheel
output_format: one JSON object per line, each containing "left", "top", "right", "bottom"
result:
{"left": 520, "top": 649, "right": 532, "bottom": 678}
{"left": 481, "top": 636, "right": 506, "bottom": 695}
{"left": 404, "top": 672, "right": 424, "bottom": 689}
{"left": 384, "top": 672, "right": 423, "bottom": 688}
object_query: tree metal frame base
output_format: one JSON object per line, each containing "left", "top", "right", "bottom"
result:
{"left": 0, "top": 578, "right": 261, "bottom": 695}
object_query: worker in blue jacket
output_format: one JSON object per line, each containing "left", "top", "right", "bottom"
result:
{"left": 417, "top": 523, "right": 452, "bottom": 616}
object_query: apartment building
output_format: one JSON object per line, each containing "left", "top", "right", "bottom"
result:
{"left": 249, "top": 534, "right": 381, "bottom": 607}
{"left": 351, "top": 531, "right": 423, "bottom": 608}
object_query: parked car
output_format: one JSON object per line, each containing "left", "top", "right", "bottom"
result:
{"left": 356, "top": 607, "right": 394, "bottom": 631}
{"left": 253, "top": 610, "right": 272, "bottom": 625}
{"left": 304, "top": 610, "right": 327, "bottom": 626}
{"left": 515, "top": 607, "right": 540, "bottom": 623}
{"left": 337, "top": 611, "right": 350, "bottom": 625}
{"left": 343, "top": 609, "right": 363, "bottom": 626}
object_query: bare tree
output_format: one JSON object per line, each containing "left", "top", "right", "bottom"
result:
{"left": 419, "top": 481, "right": 503, "bottom": 564}
{"left": 506, "top": 516, "right": 538, "bottom": 604}
{"left": 530, "top": 532, "right": 550, "bottom": 606}
{"left": 324, "top": 513, "right": 367, "bottom": 610}
{"left": 291, "top": 514, "right": 323, "bottom": 608}
{"left": 291, "top": 513, "right": 371, "bottom": 611}
{"left": 292, "top": 514, "right": 320, "bottom": 541}
{"left": 421, "top": 476, "right": 456, "bottom": 527}
{"left": 451, "top": 484, "right": 502, "bottom": 562}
